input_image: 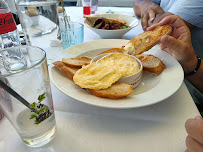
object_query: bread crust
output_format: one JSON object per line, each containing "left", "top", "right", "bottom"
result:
{"left": 136, "top": 54, "right": 165, "bottom": 74}
{"left": 86, "top": 83, "right": 133, "bottom": 99}
{"left": 53, "top": 61, "right": 80, "bottom": 80}
{"left": 99, "top": 48, "right": 126, "bottom": 55}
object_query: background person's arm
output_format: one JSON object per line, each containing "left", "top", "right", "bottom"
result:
{"left": 133, "top": 0, "right": 164, "bottom": 30}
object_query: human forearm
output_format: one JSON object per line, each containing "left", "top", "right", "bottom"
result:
{"left": 133, "top": 0, "right": 155, "bottom": 17}
{"left": 186, "top": 61, "right": 203, "bottom": 93}
{"left": 134, "top": 0, "right": 164, "bottom": 30}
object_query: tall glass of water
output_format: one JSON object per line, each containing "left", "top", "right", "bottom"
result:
{"left": 15, "top": 0, "right": 58, "bottom": 46}
{"left": 0, "top": 46, "right": 57, "bottom": 147}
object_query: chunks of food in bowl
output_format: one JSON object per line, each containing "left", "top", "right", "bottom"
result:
{"left": 85, "top": 16, "right": 130, "bottom": 30}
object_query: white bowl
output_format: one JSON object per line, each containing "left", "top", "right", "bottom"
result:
{"left": 90, "top": 53, "right": 143, "bottom": 89}
{"left": 84, "top": 14, "right": 139, "bottom": 39}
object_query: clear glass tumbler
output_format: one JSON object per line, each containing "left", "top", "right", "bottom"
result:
{"left": 91, "top": 0, "right": 98, "bottom": 14}
{"left": 0, "top": 46, "right": 56, "bottom": 147}
{"left": 15, "top": 0, "right": 59, "bottom": 46}
{"left": 59, "top": 17, "right": 84, "bottom": 49}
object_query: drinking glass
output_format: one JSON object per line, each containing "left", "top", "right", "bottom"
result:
{"left": 15, "top": 0, "right": 59, "bottom": 46}
{"left": 82, "top": 0, "right": 92, "bottom": 16}
{"left": 59, "top": 17, "right": 84, "bottom": 49}
{"left": 0, "top": 46, "right": 56, "bottom": 147}
{"left": 91, "top": 0, "right": 98, "bottom": 14}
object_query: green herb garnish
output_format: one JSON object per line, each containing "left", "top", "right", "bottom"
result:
{"left": 29, "top": 93, "right": 52, "bottom": 125}
{"left": 29, "top": 102, "right": 36, "bottom": 108}
{"left": 23, "top": 139, "right": 30, "bottom": 145}
{"left": 38, "top": 93, "right": 45, "bottom": 102}
{"left": 121, "top": 26, "right": 129, "bottom": 29}
{"left": 30, "top": 114, "right": 37, "bottom": 119}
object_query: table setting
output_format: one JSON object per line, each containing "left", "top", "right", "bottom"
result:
{"left": 0, "top": 0, "right": 200, "bottom": 151}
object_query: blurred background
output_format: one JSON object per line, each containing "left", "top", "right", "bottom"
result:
{"left": 61, "top": 0, "right": 133, "bottom": 7}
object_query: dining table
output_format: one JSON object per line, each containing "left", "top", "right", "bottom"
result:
{"left": 0, "top": 6, "right": 200, "bottom": 152}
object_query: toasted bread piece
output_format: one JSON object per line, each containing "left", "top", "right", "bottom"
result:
{"left": 58, "top": 7, "right": 64, "bottom": 13}
{"left": 85, "top": 16, "right": 127, "bottom": 25}
{"left": 25, "top": 7, "right": 39, "bottom": 16}
{"left": 53, "top": 61, "right": 80, "bottom": 80}
{"left": 86, "top": 82, "right": 133, "bottom": 99}
{"left": 124, "top": 25, "right": 172, "bottom": 55}
{"left": 99, "top": 48, "right": 126, "bottom": 55}
{"left": 136, "top": 54, "right": 165, "bottom": 74}
{"left": 62, "top": 57, "right": 91, "bottom": 68}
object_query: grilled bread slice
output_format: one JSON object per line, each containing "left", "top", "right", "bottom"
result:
{"left": 136, "top": 54, "right": 165, "bottom": 74}
{"left": 53, "top": 61, "right": 80, "bottom": 80}
{"left": 86, "top": 83, "right": 133, "bottom": 99}
{"left": 124, "top": 25, "right": 172, "bottom": 55}
{"left": 99, "top": 48, "right": 126, "bottom": 55}
{"left": 62, "top": 57, "right": 91, "bottom": 68}
{"left": 53, "top": 61, "right": 134, "bottom": 99}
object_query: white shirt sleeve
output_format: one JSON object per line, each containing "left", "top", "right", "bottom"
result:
{"left": 167, "top": 0, "right": 203, "bottom": 28}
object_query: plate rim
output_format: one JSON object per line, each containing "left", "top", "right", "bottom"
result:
{"left": 50, "top": 39, "right": 184, "bottom": 109}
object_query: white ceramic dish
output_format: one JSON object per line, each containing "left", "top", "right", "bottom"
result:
{"left": 84, "top": 14, "right": 139, "bottom": 38}
{"left": 90, "top": 53, "right": 143, "bottom": 89}
{"left": 50, "top": 39, "right": 184, "bottom": 109}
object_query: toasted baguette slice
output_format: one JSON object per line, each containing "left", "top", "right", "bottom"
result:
{"left": 62, "top": 57, "right": 91, "bottom": 68}
{"left": 85, "top": 16, "right": 127, "bottom": 25}
{"left": 86, "top": 82, "right": 133, "bottom": 99}
{"left": 99, "top": 48, "right": 126, "bottom": 55}
{"left": 53, "top": 61, "right": 80, "bottom": 80}
{"left": 136, "top": 54, "right": 165, "bottom": 74}
{"left": 124, "top": 25, "right": 172, "bottom": 55}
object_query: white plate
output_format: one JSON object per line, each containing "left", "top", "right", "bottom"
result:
{"left": 84, "top": 14, "right": 139, "bottom": 38}
{"left": 50, "top": 39, "right": 184, "bottom": 109}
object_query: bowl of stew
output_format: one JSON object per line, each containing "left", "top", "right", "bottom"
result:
{"left": 84, "top": 14, "right": 139, "bottom": 38}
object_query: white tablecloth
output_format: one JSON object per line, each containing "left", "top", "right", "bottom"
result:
{"left": 0, "top": 7, "right": 200, "bottom": 152}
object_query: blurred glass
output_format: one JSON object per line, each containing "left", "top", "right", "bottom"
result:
{"left": 15, "top": 0, "right": 59, "bottom": 46}
{"left": 59, "top": 16, "right": 84, "bottom": 49}
{"left": 0, "top": 46, "right": 56, "bottom": 147}
{"left": 82, "top": 0, "right": 92, "bottom": 16}
{"left": 91, "top": 0, "right": 98, "bottom": 14}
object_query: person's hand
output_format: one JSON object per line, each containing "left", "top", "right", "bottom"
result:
{"left": 147, "top": 15, "right": 197, "bottom": 73}
{"left": 134, "top": 0, "right": 165, "bottom": 30}
{"left": 148, "top": 12, "right": 173, "bottom": 27}
{"left": 185, "top": 116, "right": 203, "bottom": 152}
